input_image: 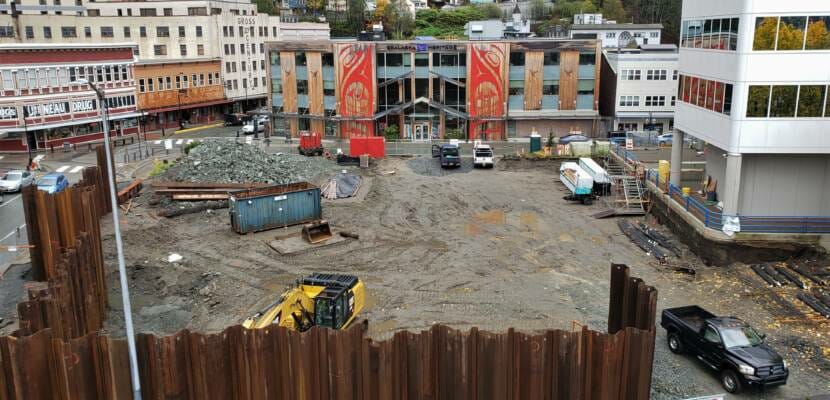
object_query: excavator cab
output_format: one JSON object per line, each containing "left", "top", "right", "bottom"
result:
{"left": 304, "top": 274, "right": 360, "bottom": 330}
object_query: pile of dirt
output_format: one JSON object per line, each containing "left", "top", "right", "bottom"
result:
{"left": 171, "top": 141, "right": 333, "bottom": 184}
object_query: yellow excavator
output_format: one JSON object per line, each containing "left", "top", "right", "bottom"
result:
{"left": 242, "top": 273, "right": 366, "bottom": 331}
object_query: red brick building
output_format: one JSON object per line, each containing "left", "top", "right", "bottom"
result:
{"left": 0, "top": 43, "right": 139, "bottom": 152}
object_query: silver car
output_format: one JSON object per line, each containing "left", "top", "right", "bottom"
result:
{"left": 0, "top": 170, "right": 35, "bottom": 193}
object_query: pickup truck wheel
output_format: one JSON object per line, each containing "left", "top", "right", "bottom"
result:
{"left": 667, "top": 332, "right": 683, "bottom": 354}
{"left": 721, "top": 369, "right": 743, "bottom": 394}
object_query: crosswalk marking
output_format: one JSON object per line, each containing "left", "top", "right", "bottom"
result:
{"left": 154, "top": 140, "right": 161, "bottom": 144}
{"left": 56, "top": 165, "right": 70, "bottom": 173}
{"left": 175, "top": 139, "right": 184, "bottom": 145}
{"left": 69, "top": 166, "right": 84, "bottom": 174}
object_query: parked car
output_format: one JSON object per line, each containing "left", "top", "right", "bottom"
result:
{"left": 223, "top": 114, "right": 245, "bottom": 126}
{"left": 36, "top": 173, "right": 69, "bottom": 194}
{"left": 661, "top": 305, "right": 788, "bottom": 394}
{"left": 0, "top": 170, "right": 35, "bottom": 193}
{"left": 658, "top": 133, "right": 698, "bottom": 147}
{"left": 558, "top": 134, "right": 590, "bottom": 145}
{"left": 242, "top": 119, "right": 265, "bottom": 135}
{"left": 431, "top": 143, "right": 461, "bottom": 168}
{"left": 473, "top": 143, "right": 494, "bottom": 168}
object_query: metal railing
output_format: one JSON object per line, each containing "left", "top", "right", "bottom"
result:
{"left": 624, "top": 149, "right": 830, "bottom": 234}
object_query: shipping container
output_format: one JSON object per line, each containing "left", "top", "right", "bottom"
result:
{"left": 350, "top": 136, "right": 385, "bottom": 158}
{"left": 228, "top": 182, "right": 322, "bottom": 234}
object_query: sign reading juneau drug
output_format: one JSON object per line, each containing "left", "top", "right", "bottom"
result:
{"left": 23, "top": 99, "right": 97, "bottom": 117}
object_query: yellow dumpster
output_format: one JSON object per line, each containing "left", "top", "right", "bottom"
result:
{"left": 658, "top": 160, "right": 670, "bottom": 184}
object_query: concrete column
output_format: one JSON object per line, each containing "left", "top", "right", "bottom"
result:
{"left": 669, "top": 130, "right": 684, "bottom": 186}
{"left": 722, "top": 153, "right": 743, "bottom": 215}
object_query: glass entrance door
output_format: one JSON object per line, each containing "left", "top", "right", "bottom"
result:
{"left": 413, "top": 122, "right": 430, "bottom": 141}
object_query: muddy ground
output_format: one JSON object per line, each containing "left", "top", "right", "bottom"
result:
{"left": 97, "top": 156, "right": 829, "bottom": 399}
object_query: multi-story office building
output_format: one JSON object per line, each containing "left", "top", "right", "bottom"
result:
{"left": 600, "top": 44, "right": 679, "bottom": 133}
{"left": 672, "top": 0, "right": 830, "bottom": 218}
{"left": 267, "top": 38, "right": 602, "bottom": 140}
{"left": 0, "top": 43, "right": 139, "bottom": 152}
{"left": 0, "top": 0, "right": 328, "bottom": 116}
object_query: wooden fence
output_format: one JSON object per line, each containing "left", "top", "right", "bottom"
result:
{"left": 1, "top": 264, "right": 657, "bottom": 400}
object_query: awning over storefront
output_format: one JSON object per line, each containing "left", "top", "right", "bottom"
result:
{"left": 3, "top": 111, "right": 141, "bottom": 133}
{"left": 143, "top": 99, "right": 233, "bottom": 114}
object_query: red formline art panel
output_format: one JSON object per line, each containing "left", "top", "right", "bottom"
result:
{"left": 468, "top": 43, "right": 507, "bottom": 141}
{"left": 337, "top": 43, "right": 375, "bottom": 138}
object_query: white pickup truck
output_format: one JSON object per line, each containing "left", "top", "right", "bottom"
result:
{"left": 473, "top": 143, "right": 494, "bottom": 168}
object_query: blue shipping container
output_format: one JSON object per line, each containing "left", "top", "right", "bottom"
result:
{"left": 228, "top": 182, "right": 322, "bottom": 234}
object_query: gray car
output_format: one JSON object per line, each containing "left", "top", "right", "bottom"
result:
{"left": 0, "top": 170, "right": 35, "bottom": 193}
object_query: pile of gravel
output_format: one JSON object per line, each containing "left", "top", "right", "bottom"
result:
{"left": 172, "top": 141, "right": 333, "bottom": 184}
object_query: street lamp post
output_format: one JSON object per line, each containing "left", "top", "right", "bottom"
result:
{"left": 74, "top": 79, "right": 142, "bottom": 400}
{"left": 177, "top": 73, "right": 185, "bottom": 129}
{"left": 140, "top": 110, "right": 149, "bottom": 157}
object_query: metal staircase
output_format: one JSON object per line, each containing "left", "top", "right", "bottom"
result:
{"left": 598, "top": 156, "right": 646, "bottom": 216}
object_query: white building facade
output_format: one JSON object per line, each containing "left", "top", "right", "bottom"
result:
{"left": 570, "top": 23, "right": 662, "bottom": 48}
{"left": 0, "top": 0, "right": 329, "bottom": 112}
{"left": 602, "top": 45, "right": 679, "bottom": 133}
{"left": 673, "top": 0, "right": 830, "bottom": 218}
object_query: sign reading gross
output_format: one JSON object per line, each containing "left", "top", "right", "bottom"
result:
{"left": 0, "top": 106, "right": 17, "bottom": 119}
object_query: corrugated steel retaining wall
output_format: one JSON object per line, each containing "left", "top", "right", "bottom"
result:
{"left": 1, "top": 264, "right": 657, "bottom": 400}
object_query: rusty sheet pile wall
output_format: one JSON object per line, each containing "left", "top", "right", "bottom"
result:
{"left": 1, "top": 264, "right": 657, "bottom": 400}
{"left": 14, "top": 146, "right": 112, "bottom": 339}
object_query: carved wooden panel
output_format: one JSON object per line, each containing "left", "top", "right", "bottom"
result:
{"left": 524, "top": 52, "right": 544, "bottom": 111}
{"left": 335, "top": 43, "right": 375, "bottom": 138}
{"left": 467, "top": 42, "right": 507, "bottom": 140}
{"left": 280, "top": 52, "right": 298, "bottom": 114}
{"left": 306, "top": 52, "right": 324, "bottom": 117}
{"left": 559, "top": 51, "right": 579, "bottom": 111}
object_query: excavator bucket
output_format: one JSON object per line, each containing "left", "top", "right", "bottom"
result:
{"left": 302, "top": 220, "right": 333, "bottom": 244}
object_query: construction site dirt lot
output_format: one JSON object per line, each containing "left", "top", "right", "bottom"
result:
{"left": 99, "top": 156, "right": 829, "bottom": 399}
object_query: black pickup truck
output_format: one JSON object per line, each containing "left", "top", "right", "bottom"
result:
{"left": 661, "top": 306, "right": 788, "bottom": 394}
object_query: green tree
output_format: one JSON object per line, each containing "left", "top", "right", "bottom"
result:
{"left": 307, "top": 0, "right": 327, "bottom": 14}
{"left": 600, "top": 0, "right": 626, "bottom": 22}
{"left": 347, "top": 0, "right": 367, "bottom": 34}
{"left": 383, "top": 124, "right": 400, "bottom": 140}
{"left": 552, "top": 0, "right": 596, "bottom": 20}
{"left": 254, "top": 0, "right": 275, "bottom": 14}
{"left": 480, "top": 3, "right": 502, "bottom": 19}
{"left": 384, "top": 0, "right": 414, "bottom": 39}
{"left": 375, "top": 0, "right": 389, "bottom": 21}
{"left": 531, "top": 0, "right": 548, "bottom": 20}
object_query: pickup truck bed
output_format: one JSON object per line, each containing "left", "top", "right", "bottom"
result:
{"left": 663, "top": 305, "right": 716, "bottom": 333}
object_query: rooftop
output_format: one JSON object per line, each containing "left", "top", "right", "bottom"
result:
{"left": 571, "top": 23, "right": 663, "bottom": 30}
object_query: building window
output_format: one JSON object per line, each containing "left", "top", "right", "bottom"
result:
{"left": 82, "top": 26, "right": 91, "bottom": 38}
{"left": 156, "top": 26, "right": 169, "bottom": 37}
{"left": 806, "top": 16, "right": 830, "bottom": 50}
{"left": 196, "top": 26, "right": 203, "bottom": 37}
{"left": 165, "top": 76, "right": 172, "bottom": 90}
{"left": 753, "top": 16, "right": 830, "bottom": 51}
{"left": 621, "top": 70, "right": 641, "bottom": 80}
{"left": 178, "top": 26, "right": 185, "bottom": 37}
{"left": 508, "top": 80, "right": 523, "bottom": 96}
{"left": 415, "top": 54, "right": 429, "bottom": 67}
{"left": 241, "top": 61, "right": 246, "bottom": 72}
{"left": 139, "top": 8, "right": 157, "bottom": 16}
{"left": 646, "top": 69, "right": 667, "bottom": 80}
{"left": 769, "top": 85, "right": 798, "bottom": 117}
{"left": 242, "top": 78, "right": 247, "bottom": 89}
{"left": 579, "top": 52, "right": 596, "bottom": 65}
{"left": 223, "top": 26, "right": 228, "bottom": 37}
{"left": 156, "top": 77, "right": 163, "bottom": 91}
{"left": 163, "top": 8, "right": 172, "bottom": 16}
{"left": 671, "top": 96, "right": 676, "bottom": 106}
{"left": 672, "top": 70, "right": 678, "bottom": 80}
{"left": 197, "top": 44, "right": 205, "bottom": 56}
{"left": 239, "top": 44, "right": 245, "bottom": 54}
{"left": 797, "top": 85, "right": 826, "bottom": 117}
{"left": 543, "top": 52, "right": 559, "bottom": 66}
{"left": 295, "top": 53, "right": 307, "bottom": 66}
{"left": 606, "top": 32, "right": 616, "bottom": 39}
{"left": 154, "top": 45, "right": 167, "bottom": 56}
{"left": 619, "top": 96, "right": 640, "bottom": 107}
{"left": 25, "top": 26, "right": 34, "bottom": 39}
{"left": 87, "top": 9, "right": 99, "bottom": 16}
{"left": 61, "top": 26, "right": 77, "bottom": 38}
{"left": 649, "top": 32, "right": 659, "bottom": 38}
{"left": 180, "top": 44, "right": 187, "bottom": 56}
{"left": 682, "top": 17, "right": 739, "bottom": 50}
{"left": 187, "top": 7, "right": 207, "bottom": 16}
{"left": 0, "top": 26, "right": 13, "bottom": 38}
{"left": 273, "top": 27, "right": 278, "bottom": 37}
{"left": 123, "top": 26, "right": 130, "bottom": 38}
{"left": 139, "top": 78, "right": 145, "bottom": 93}
{"left": 509, "top": 52, "right": 524, "bottom": 67}
{"left": 679, "top": 74, "right": 734, "bottom": 116}
{"left": 147, "top": 77, "right": 154, "bottom": 92}
{"left": 43, "top": 26, "right": 52, "bottom": 38}
{"left": 212, "top": 8, "right": 221, "bottom": 15}
{"left": 297, "top": 80, "right": 308, "bottom": 94}
{"left": 542, "top": 80, "right": 559, "bottom": 96}
{"left": 645, "top": 95, "right": 666, "bottom": 107}
{"left": 238, "top": 26, "right": 243, "bottom": 37}
{"left": 100, "top": 26, "right": 113, "bottom": 38}
{"left": 140, "top": 26, "right": 146, "bottom": 37}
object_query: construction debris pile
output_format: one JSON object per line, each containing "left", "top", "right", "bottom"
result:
{"left": 321, "top": 173, "right": 362, "bottom": 199}
{"left": 751, "top": 261, "right": 830, "bottom": 320}
{"left": 172, "top": 141, "right": 333, "bottom": 185}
